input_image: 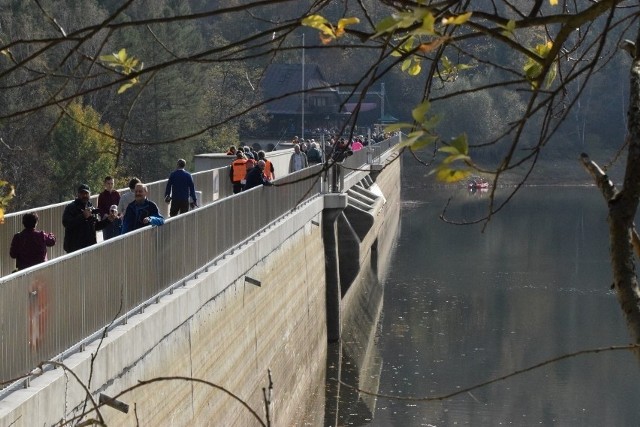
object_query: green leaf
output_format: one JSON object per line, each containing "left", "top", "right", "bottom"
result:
{"left": 434, "top": 167, "right": 471, "bottom": 183}
{"left": 441, "top": 153, "right": 471, "bottom": 165}
{"left": 373, "top": 16, "right": 400, "bottom": 38}
{"left": 408, "top": 62, "right": 422, "bottom": 76}
{"left": 543, "top": 62, "right": 558, "bottom": 89}
{"left": 411, "top": 135, "right": 438, "bottom": 150}
{"left": 401, "top": 58, "right": 412, "bottom": 71}
{"left": 384, "top": 122, "right": 412, "bottom": 133}
{"left": 421, "top": 113, "right": 441, "bottom": 130}
{"left": 449, "top": 133, "right": 468, "bottom": 155}
{"left": 401, "top": 37, "right": 415, "bottom": 53}
{"left": 117, "top": 80, "right": 136, "bottom": 94}
{"left": 98, "top": 54, "right": 116, "bottom": 63}
{"left": 438, "top": 146, "right": 459, "bottom": 155}
{"left": 407, "top": 130, "right": 424, "bottom": 138}
{"left": 421, "top": 12, "right": 436, "bottom": 35}
{"left": 398, "top": 135, "right": 420, "bottom": 148}
{"left": 499, "top": 19, "right": 516, "bottom": 37}
{"left": 412, "top": 100, "right": 430, "bottom": 122}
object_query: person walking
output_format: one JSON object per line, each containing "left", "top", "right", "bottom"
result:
{"left": 288, "top": 143, "right": 308, "bottom": 173}
{"left": 229, "top": 151, "right": 248, "bottom": 194}
{"left": 10, "top": 212, "right": 56, "bottom": 270}
{"left": 164, "top": 159, "right": 197, "bottom": 217}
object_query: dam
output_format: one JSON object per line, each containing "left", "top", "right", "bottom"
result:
{"left": 0, "top": 136, "right": 402, "bottom": 426}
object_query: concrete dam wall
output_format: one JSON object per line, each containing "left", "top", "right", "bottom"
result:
{"left": 0, "top": 153, "right": 402, "bottom": 426}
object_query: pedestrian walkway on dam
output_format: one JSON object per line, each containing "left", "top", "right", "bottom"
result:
{"left": 0, "top": 136, "right": 399, "bottom": 388}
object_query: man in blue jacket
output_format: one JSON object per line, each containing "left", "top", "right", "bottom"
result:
{"left": 164, "top": 158, "right": 197, "bottom": 217}
{"left": 122, "top": 183, "right": 165, "bottom": 234}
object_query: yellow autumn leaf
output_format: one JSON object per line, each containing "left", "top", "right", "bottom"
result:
{"left": 408, "top": 62, "right": 422, "bottom": 76}
{"left": 0, "top": 180, "right": 15, "bottom": 224}
{"left": 435, "top": 167, "right": 471, "bottom": 183}
{"left": 337, "top": 17, "right": 360, "bottom": 31}
{"left": 550, "top": 0, "right": 558, "bottom": 5}
{"left": 302, "top": 15, "right": 335, "bottom": 37}
{"left": 442, "top": 12, "right": 472, "bottom": 26}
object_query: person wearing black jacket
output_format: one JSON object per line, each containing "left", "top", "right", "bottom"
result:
{"left": 62, "top": 184, "right": 110, "bottom": 253}
{"left": 244, "top": 160, "right": 274, "bottom": 191}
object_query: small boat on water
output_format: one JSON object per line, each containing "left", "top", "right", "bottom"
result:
{"left": 467, "top": 176, "right": 490, "bottom": 189}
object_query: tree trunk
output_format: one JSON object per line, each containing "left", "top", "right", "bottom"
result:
{"left": 583, "top": 29, "right": 640, "bottom": 343}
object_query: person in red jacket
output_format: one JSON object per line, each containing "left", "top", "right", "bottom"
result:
{"left": 10, "top": 212, "right": 56, "bottom": 271}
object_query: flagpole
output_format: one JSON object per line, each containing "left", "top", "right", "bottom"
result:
{"left": 301, "top": 33, "right": 305, "bottom": 141}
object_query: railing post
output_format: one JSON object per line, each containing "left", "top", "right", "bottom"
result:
{"left": 328, "top": 163, "right": 343, "bottom": 193}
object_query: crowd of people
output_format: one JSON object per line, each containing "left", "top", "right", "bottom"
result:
{"left": 9, "top": 158, "right": 198, "bottom": 271}
{"left": 9, "top": 132, "right": 394, "bottom": 272}
{"left": 228, "top": 147, "right": 275, "bottom": 194}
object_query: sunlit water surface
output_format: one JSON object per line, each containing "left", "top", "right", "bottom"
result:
{"left": 365, "top": 184, "right": 640, "bottom": 426}
{"left": 298, "top": 157, "right": 640, "bottom": 427}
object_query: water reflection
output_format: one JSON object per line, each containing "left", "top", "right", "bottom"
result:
{"left": 324, "top": 264, "right": 384, "bottom": 426}
{"left": 370, "top": 186, "right": 640, "bottom": 426}
{"left": 304, "top": 183, "right": 640, "bottom": 426}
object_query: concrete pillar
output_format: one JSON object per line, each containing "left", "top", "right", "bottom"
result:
{"left": 369, "top": 163, "right": 384, "bottom": 182}
{"left": 323, "top": 194, "right": 348, "bottom": 342}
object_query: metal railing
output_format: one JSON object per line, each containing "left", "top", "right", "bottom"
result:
{"left": 0, "top": 168, "right": 231, "bottom": 277}
{"left": 0, "top": 165, "right": 323, "bottom": 388}
{"left": 0, "top": 135, "right": 400, "bottom": 390}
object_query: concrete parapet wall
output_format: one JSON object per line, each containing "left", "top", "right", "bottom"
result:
{"left": 0, "top": 198, "right": 327, "bottom": 426}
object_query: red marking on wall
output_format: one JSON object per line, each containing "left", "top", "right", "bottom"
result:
{"left": 28, "top": 279, "right": 48, "bottom": 350}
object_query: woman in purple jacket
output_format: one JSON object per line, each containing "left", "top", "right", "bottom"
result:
{"left": 10, "top": 212, "right": 56, "bottom": 271}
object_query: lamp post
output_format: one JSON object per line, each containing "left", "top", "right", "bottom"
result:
{"left": 301, "top": 33, "right": 305, "bottom": 141}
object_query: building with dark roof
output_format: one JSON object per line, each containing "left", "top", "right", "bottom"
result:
{"left": 260, "top": 63, "right": 347, "bottom": 137}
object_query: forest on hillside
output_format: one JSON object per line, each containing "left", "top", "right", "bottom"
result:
{"left": 0, "top": 0, "right": 633, "bottom": 209}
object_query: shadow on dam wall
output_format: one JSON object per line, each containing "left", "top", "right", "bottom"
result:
{"left": 301, "top": 188, "right": 401, "bottom": 425}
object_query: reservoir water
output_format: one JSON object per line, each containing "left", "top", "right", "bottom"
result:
{"left": 319, "top": 174, "right": 640, "bottom": 426}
